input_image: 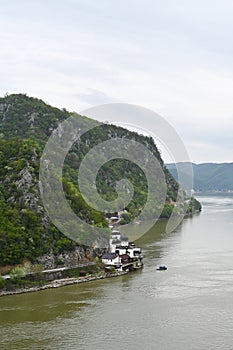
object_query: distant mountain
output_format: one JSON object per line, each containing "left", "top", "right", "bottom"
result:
{"left": 166, "top": 162, "right": 233, "bottom": 192}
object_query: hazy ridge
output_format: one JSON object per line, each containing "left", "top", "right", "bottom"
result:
{"left": 166, "top": 162, "right": 233, "bottom": 192}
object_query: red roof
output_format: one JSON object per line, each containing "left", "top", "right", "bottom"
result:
{"left": 120, "top": 254, "right": 130, "bottom": 260}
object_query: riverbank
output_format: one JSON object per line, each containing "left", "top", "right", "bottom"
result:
{"left": 0, "top": 271, "right": 127, "bottom": 297}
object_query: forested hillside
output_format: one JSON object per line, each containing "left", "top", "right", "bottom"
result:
{"left": 0, "top": 94, "right": 200, "bottom": 267}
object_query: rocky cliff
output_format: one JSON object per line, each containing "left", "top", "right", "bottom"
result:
{"left": 0, "top": 93, "right": 200, "bottom": 268}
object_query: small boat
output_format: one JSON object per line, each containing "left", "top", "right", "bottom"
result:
{"left": 156, "top": 265, "right": 167, "bottom": 271}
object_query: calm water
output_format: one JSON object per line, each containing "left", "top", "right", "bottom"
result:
{"left": 1, "top": 194, "right": 233, "bottom": 350}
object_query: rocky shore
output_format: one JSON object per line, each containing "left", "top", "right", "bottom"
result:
{"left": 0, "top": 271, "right": 127, "bottom": 297}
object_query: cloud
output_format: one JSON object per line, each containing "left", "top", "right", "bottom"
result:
{"left": 75, "top": 89, "right": 119, "bottom": 106}
{"left": 0, "top": 0, "right": 233, "bottom": 162}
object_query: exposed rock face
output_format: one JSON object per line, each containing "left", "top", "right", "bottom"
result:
{"left": 37, "top": 247, "right": 106, "bottom": 269}
{"left": 4, "top": 158, "right": 43, "bottom": 213}
{"left": 0, "top": 93, "right": 199, "bottom": 269}
{"left": 16, "top": 167, "right": 33, "bottom": 190}
{"left": 16, "top": 167, "right": 42, "bottom": 212}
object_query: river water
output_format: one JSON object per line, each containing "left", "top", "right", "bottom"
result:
{"left": 1, "top": 193, "right": 233, "bottom": 350}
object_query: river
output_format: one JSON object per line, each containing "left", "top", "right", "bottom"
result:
{"left": 1, "top": 193, "right": 233, "bottom": 350}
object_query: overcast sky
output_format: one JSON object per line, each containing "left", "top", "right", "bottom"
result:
{"left": 1, "top": 0, "right": 233, "bottom": 163}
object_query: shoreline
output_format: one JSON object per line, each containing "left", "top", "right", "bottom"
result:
{"left": 0, "top": 271, "right": 128, "bottom": 297}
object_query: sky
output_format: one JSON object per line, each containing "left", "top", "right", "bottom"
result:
{"left": 1, "top": 0, "right": 233, "bottom": 163}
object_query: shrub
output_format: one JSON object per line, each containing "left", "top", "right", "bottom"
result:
{"left": 0, "top": 275, "right": 6, "bottom": 289}
{"left": 10, "top": 266, "right": 24, "bottom": 284}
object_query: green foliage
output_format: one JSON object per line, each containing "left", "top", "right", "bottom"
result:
{"left": 0, "top": 93, "right": 201, "bottom": 268}
{"left": 187, "top": 197, "right": 202, "bottom": 213}
{"left": 161, "top": 204, "right": 174, "bottom": 218}
{"left": 94, "top": 256, "right": 104, "bottom": 272}
{"left": 10, "top": 266, "right": 24, "bottom": 284}
{"left": 120, "top": 212, "right": 131, "bottom": 224}
{"left": 0, "top": 275, "right": 7, "bottom": 289}
{"left": 63, "top": 123, "right": 180, "bottom": 221}
{"left": 109, "top": 266, "right": 115, "bottom": 274}
{"left": 0, "top": 93, "right": 71, "bottom": 143}
{"left": 22, "top": 261, "right": 32, "bottom": 274}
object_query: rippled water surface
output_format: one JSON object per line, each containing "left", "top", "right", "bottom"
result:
{"left": 1, "top": 193, "right": 233, "bottom": 350}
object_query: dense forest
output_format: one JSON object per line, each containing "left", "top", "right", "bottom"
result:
{"left": 0, "top": 94, "right": 201, "bottom": 268}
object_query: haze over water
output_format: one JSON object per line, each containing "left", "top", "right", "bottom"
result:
{"left": 1, "top": 193, "right": 233, "bottom": 350}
